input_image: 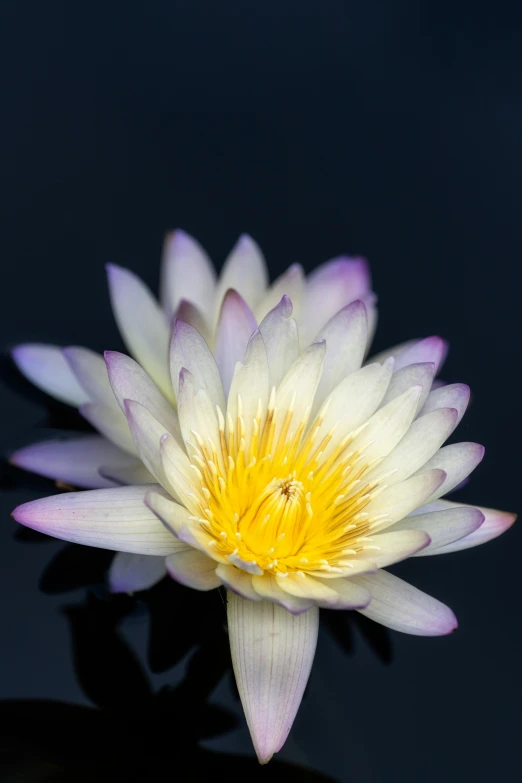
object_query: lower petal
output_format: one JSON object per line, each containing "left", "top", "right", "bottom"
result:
{"left": 108, "top": 552, "right": 168, "bottom": 593}
{"left": 227, "top": 591, "right": 319, "bottom": 764}
{"left": 165, "top": 548, "right": 221, "bottom": 590}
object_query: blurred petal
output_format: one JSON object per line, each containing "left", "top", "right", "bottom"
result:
{"left": 106, "top": 264, "right": 173, "bottom": 400}
{"left": 12, "top": 344, "right": 89, "bottom": 406}
{"left": 80, "top": 402, "right": 137, "bottom": 455}
{"left": 108, "top": 552, "right": 168, "bottom": 593}
{"left": 63, "top": 347, "right": 117, "bottom": 408}
{"left": 160, "top": 229, "right": 216, "bottom": 319}
{"left": 216, "top": 234, "right": 269, "bottom": 313}
{"left": 354, "top": 570, "right": 458, "bottom": 636}
{"left": 255, "top": 264, "right": 305, "bottom": 323}
{"left": 227, "top": 592, "right": 319, "bottom": 764}
{"left": 419, "top": 383, "right": 470, "bottom": 427}
{"left": 12, "top": 485, "right": 186, "bottom": 555}
{"left": 393, "top": 336, "right": 448, "bottom": 375}
{"left": 10, "top": 435, "right": 135, "bottom": 489}
{"left": 214, "top": 290, "right": 257, "bottom": 394}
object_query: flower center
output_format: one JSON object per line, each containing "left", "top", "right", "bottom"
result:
{"left": 177, "top": 387, "right": 393, "bottom": 578}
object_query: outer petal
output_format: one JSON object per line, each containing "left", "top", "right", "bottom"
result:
{"left": 251, "top": 574, "right": 313, "bottom": 613}
{"left": 278, "top": 573, "right": 371, "bottom": 609}
{"left": 380, "top": 362, "right": 435, "bottom": 413}
{"left": 165, "top": 548, "right": 220, "bottom": 590}
{"left": 63, "top": 347, "right": 118, "bottom": 408}
{"left": 392, "top": 336, "right": 448, "bottom": 375}
{"left": 227, "top": 592, "right": 319, "bottom": 764}
{"left": 314, "top": 300, "right": 368, "bottom": 409}
{"left": 12, "top": 344, "right": 89, "bottom": 406}
{"left": 106, "top": 264, "right": 173, "bottom": 400}
{"left": 214, "top": 290, "right": 257, "bottom": 394}
{"left": 10, "top": 435, "right": 135, "bottom": 489}
{"left": 108, "top": 552, "right": 168, "bottom": 593}
{"left": 215, "top": 234, "right": 269, "bottom": 314}
{"left": 99, "top": 460, "right": 156, "bottom": 486}
{"left": 160, "top": 229, "right": 216, "bottom": 320}
{"left": 301, "top": 256, "right": 371, "bottom": 344}
{"left": 364, "top": 470, "right": 446, "bottom": 526}
{"left": 426, "top": 503, "right": 516, "bottom": 554}
{"left": 353, "top": 570, "right": 458, "bottom": 636}
{"left": 392, "top": 506, "right": 485, "bottom": 554}
{"left": 419, "top": 383, "right": 470, "bottom": 427}
{"left": 170, "top": 319, "right": 225, "bottom": 412}
{"left": 418, "top": 442, "right": 485, "bottom": 501}
{"left": 123, "top": 400, "right": 172, "bottom": 492}
{"left": 258, "top": 296, "right": 299, "bottom": 389}
{"left": 105, "top": 351, "right": 181, "bottom": 441}
{"left": 12, "top": 485, "right": 186, "bottom": 555}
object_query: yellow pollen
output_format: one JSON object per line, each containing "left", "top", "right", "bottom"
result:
{"left": 174, "top": 395, "right": 391, "bottom": 577}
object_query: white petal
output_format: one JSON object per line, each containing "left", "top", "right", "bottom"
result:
{"left": 165, "top": 548, "right": 220, "bottom": 590}
{"left": 278, "top": 573, "right": 371, "bottom": 609}
{"left": 105, "top": 351, "right": 181, "bottom": 442}
{"left": 215, "top": 564, "right": 262, "bottom": 601}
{"left": 258, "top": 296, "right": 299, "bottom": 388}
{"left": 214, "top": 290, "right": 257, "bottom": 394}
{"left": 380, "top": 362, "right": 435, "bottom": 412}
{"left": 12, "top": 344, "right": 89, "bottom": 406}
{"left": 353, "top": 570, "right": 457, "bottom": 636}
{"left": 255, "top": 264, "right": 305, "bottom": 324}
{"left": 227, "top": 592, "right": 319, "bottom": 764}
{"left": 363, "top": 529, "right": 430, "bottom": 567}
{"left": 99, "top": 460, "right": 155, "bottom": 486}
{"left": 12, "top": 485, "right": 185, "bottom": 555}
{"left": 274, "top": 342, "right": 326, "bottom": 440}
{"left": 106, "top": 264, "right": 173, "bottom": 400}
{"left": 368, "top": 407, "right": 458, "bottom": 484}
{"left": 215, "top": 234, "right": 269, "bottom": 314}
{"left": 391, "top": 506, "right": 485, "bottom": 554}
{"left": 417, "top": 442, "right": 485, "bottom": 502}
{"left": 227, "top": 330, "right": 269, "bottom": 453}
{"left": 419, "top": 383, "right": 470, "bottom": 427}
{"left": 311, "top": 361, "right": 393, "bottom": 457}
{"left": 108, "top": 552, "right": 168, "bottom": 593}
{"left": 80, "top": 402, "right": 138, "bottom": 456}
{"left": 251, "top": 574, "right": 313, "bottom": 613}
{"left": 10, "top": 435, "right": 135, "bottom": 489}
{"left": 160, "top": 229, "right": 216, "bottom": 320}
{"left": 367, "top": 339, "right": 417, "bottom": 366}
{"left": 349, "top": 384, "right": 422, "bottom": 463}
{"left": 123, "top": 400, "right": 174, "bottom": 492}
{"left": 145, "top": 488, "right": 190, "bottom": 536}
{"left": 63, "top": 347, "right": 118, "bottom": 408}
{"left": 314, "top": 300, "right": 368, "bottom": 410}
{"left": 364, "top": 469, "right": 446, "bottom": 525}
{"left": 170, "top": 319, "right": 225, "bottom": 412}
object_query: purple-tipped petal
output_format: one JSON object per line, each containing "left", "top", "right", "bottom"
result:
{"left": 12, "top": 485, "right": 186, "bottom": 555}
{"left": 10, "top": 435, "right": 136, "bottom": 489}
{"left": 12, "top": 344, "right": 89, "bottom": 407}
{"left": 227, "top": 592, "right": 319, "bottom": 764}
{"left": 431, "top": 505, "right": 516, "bottom": 554}
{"left": 106, "top": 263, "right": 173, "bottom": 400}
{"left": 418, "top": 442, "right": 485, "bottom": 502}
{"left": 105, "top": 350, "right": 181, "bottom": 442}
{"left": 170, "top": 319, "right": 225, "bottom": 412}
{"left": 255, "top": 263, "right": 305, "bottom": 323}
{"left": 419, "top": 383, "right": 470, "bottom": 428}
{"left": 214, "top": 289, "right": 258, "bottom": 395}
{"left": 80, "top": 402, "right": 137, "bottom": 456}
{"left": 354, "top": 570, "right": 458, "bottom": 636}
{"left": 301, "top": 256, "right": 372, "bottom": 344}
{"left": 108, "top": 552, "right": 168, "bottom": 593}
{"left": 393, "top": 336, "right": 448, "bottom": 376}
{"left": 380, "top": 362, "right": 436, "bottom": 412}
{"left": 160, "top": 229, "right": 216, "bottom": 320}
{"left": 393, "top": 505, "right": 485, "bottom": 554}
{"left": 173, "top": 299, "right": 210, "bottom": 343}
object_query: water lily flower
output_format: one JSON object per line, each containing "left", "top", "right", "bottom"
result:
{"left": 11, "top": 242, "right": 515, "bottom": 761}
{"left": 11, "top": 231, "right": 375, "bottom": 593}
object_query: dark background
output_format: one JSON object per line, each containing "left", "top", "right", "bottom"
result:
{"left": 0, "top": 1, "right": 521, "bottom": 781}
